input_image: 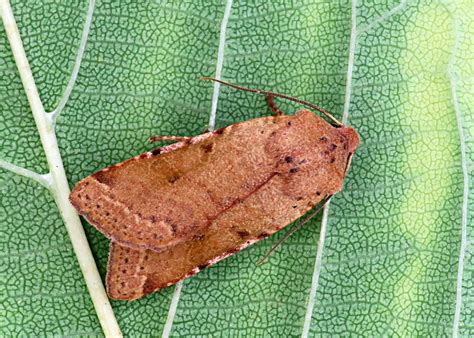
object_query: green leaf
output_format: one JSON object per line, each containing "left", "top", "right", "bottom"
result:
{"left": 1, "top": 0, "right": 473, "bottom": 336}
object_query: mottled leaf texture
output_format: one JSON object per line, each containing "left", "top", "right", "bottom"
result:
{"left": 0, "top": 0, "right": 472, "bottom": 337}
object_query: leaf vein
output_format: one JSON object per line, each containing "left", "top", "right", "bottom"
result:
{"left": 49, "top": 0, "right": 96, "bottom": 122}
{"left": 0, "top": 159, "right": 51, "bottom": 189}
{"left": 302, "top": 1, "right": 357, "bottom": 336}
{"left": 450, "top": 18, "right": 468, "bottom": 338}
{"left": 161, "top": 0, "right": 234, "bottom": 336}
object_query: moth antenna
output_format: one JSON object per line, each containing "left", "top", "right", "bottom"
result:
{"left": 256, "top": 194, "right": 334, "bottom": 266}
{"left": 201, "top": 77, "right": 344, "bottom": 127}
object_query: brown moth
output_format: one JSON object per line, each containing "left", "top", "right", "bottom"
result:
{"left": 70, "top": 79, "right": 359, "bottom": 300}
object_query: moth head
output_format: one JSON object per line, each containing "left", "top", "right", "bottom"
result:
{"left": 336, "top": 126, "right": 359, "bottom": 176}
{"left": 339, "top": 126, "right": 360, "bottom": 154}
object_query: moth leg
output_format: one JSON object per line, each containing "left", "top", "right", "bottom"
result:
{"left": 266, "top": 95, "right": 284, "bottom": 116}
{"left": 148, "top": 135, "right": 192, "bottom": 143}
{"left": 256, "top": 194, "right": 333, "bottom": 266}
{"left": 344, "top": 152, "right": 354, "bottom": 176}
{"left": 201, "top": 77, "right": 343, "bottom": 126}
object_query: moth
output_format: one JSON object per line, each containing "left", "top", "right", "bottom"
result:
{"left": 70, "top": 79, "right": 359, "bottom": 300}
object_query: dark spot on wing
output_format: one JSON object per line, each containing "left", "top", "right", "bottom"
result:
{"left": 142, "top": 278, "right": 156, "bottom": 294}
{"left": 237, "top": 230, "right": 250, "bottom": 239}
{"left": 193, "top": 234, "right": 205, "bottom": 241}
{"left": 198, "top": 263, "right": 209, "bottom": 270}
{"left": 170, "top": 224, "right": 177, "bottom": 235}
{"left": 201, "top": 143, "right": 214, "bottom": 153}
{"left": 168, "top": 175, "right": 180, "bottom": 183}
{"left": 93, "top": 171, "right": 114, "bottom": 186}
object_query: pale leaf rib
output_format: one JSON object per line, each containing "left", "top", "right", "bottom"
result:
{"left": 302, "top": 204, "right": 331, "bottom": 337}
{"left": 302, "top": 1, "right": 357, "bottom": 336}
{"left": 357, "top": 0, "right": 406, "bottom": 35}
{"left": 207, "top": 0, "right": 233, "bottom": 132}
{"left": 450, "top": 19, "right": 467, "bottom": 338}
{"left": 161, "top": 1, "right": 234, "bottom": 336}
{"left": 48, "top": 0, "right": 96, "bottom": 123}
{"left": 161, "top": 281, "right": 183, "bottom": 338}
{"left": 0, "top": 159, "right": 51, "bottom": 189}
{"left": 0, "top": 1, "right": 122, "bottom": 336}
{"left": 341, "top": 0, "right": 357, "bottom": 124}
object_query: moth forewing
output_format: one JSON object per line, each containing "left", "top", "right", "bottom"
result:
{"left": 70, "top": 109, "right": 359, "bottom": 300}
